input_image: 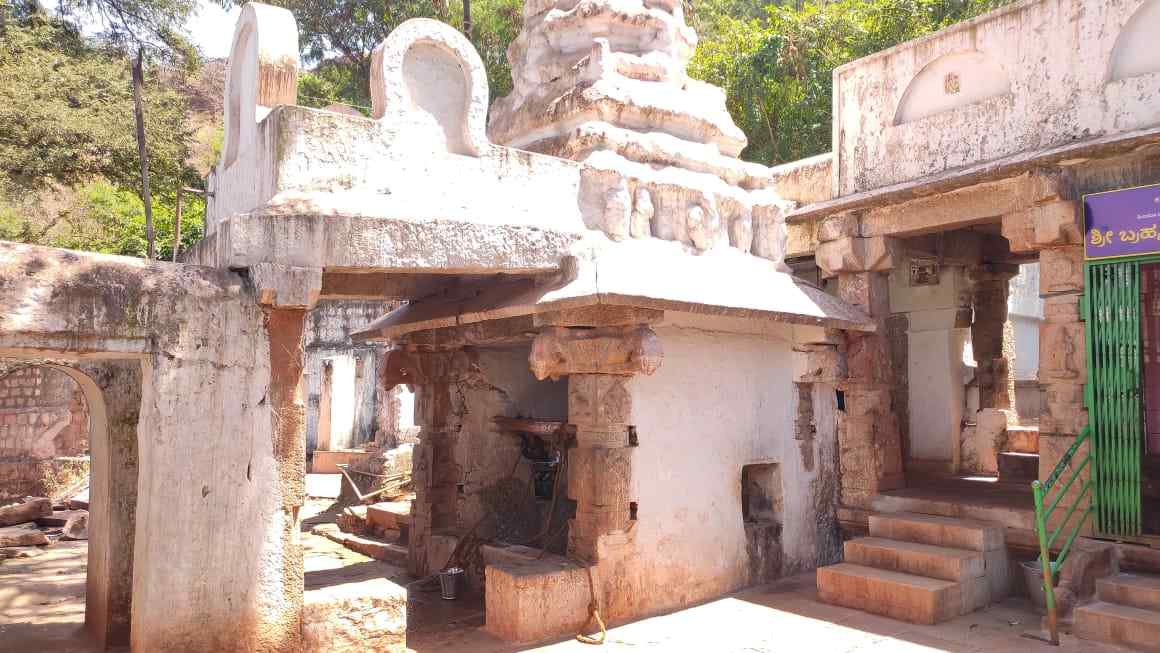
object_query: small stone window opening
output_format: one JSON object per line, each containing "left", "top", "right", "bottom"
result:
{"left": 629, "top": 502, "right": 638, "bottom": 521}
{"left": 741, "top": 463, "right": 782, "bottom": 524}
{"left": 944, "top": 72, "right": 961, "bottom": 95}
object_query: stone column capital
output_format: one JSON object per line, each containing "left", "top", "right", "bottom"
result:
{"left": 528, "top": 325, "right": 663, "bottom": 381}
{"left": 815, "top": 235, "right": 899, "bottom": 278}
{"left": 249, "top": 263, "right": 321, "bottom": 309}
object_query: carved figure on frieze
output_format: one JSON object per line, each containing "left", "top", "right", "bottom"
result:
{"left": 529, "top": 326, "right": 663, "bottom": 381}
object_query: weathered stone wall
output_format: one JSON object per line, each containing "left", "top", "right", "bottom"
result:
{"left": 0, "top": 365, "right": 89, "bottom": 459}
{"left": 303, "top": 300, "right": 395, "bottom": 453}
{"left": 833, "top": 0, "right": 1160, "bottom": 196}
{"left": 0, "top": 242, "right": 302, "bottom": 652}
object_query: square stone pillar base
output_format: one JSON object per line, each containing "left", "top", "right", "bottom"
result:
{"left": 484, "top": 553, "right": 592, "bottom": 643}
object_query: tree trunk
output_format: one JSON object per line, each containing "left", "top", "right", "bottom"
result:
{"left": 132, "top": 47, "right": 155, "bottom": 260}
{"left": 463, "top": 0, "right": 471, "bottom": 36}
{"left": 172, "top": 186, "right": 182, "bottom": 262}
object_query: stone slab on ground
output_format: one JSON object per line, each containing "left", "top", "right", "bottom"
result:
{"left": 312, "top": 523, "right": 408, "bottom": 566}
{"left": 0, "top": 525, "right": 49, "bottom": 547}
{"left": 0, "top": 497, "right": 51, "bottom": 527}
{"left": 410, "top": 571, "right": 1122, "bottom": 652}
{"left": 1075, "top": 600, "right": 1160, "bottom": 652}
{"left": 484, "top": 555, "right": 591, "bottom": 643}
{"left": 816, "top": 562, "right": 962, "bottom": 624}
{"left": 61, "top": 512, "right": 87, "bottom": 541}
{"left": 368, "top": 500, "right": 412, "bottom": 531}
{"left": 302, "top": 576, "right": 407, "bottom": 653}
{"left": 34, "top": 509, "right": 86, "bottom": 528}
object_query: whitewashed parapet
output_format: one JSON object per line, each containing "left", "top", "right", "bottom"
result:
{"left": 832, "top": 0, "right": 1160, "bottom": 196}
{"left": 370, "top": 18, "right": 491, "bottom": 156}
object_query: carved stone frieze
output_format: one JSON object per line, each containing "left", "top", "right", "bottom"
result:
{"left": 528, "top": 326, "right": 663, "bottom": 381}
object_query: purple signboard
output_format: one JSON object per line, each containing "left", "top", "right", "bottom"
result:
{"left": 1085, "top": 183, "right": 1160, "bottom": 260}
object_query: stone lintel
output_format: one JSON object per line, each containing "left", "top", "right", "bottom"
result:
{"left": 398, "top": 316, "right": 537, "bottom": 350}
{"left": 532, "top": 305, "right": 663, "bottom": 328}
{"left": 529, "top": 326, "right": 662, "bottom": 382}
{"left": 857, "top": 172, "right": 1063, "bottom": 238}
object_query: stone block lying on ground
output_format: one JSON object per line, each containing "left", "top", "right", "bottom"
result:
{"left": 35, "top": 509, "right": 86, "bottom": 528}
{"left": 367, "top": 500, "right": 412, "bottom": 532}
{"left": 62, "top": 512, "right": 88, "bottom": 540}
{"left": 0, "top": 524, "right": 50, "bottom": 547}
{"left": 0, "top": 497, "right": 52, "bottom": 527}
{"left": 312, "top": 524, "right": 408, "bottom": 566}
{"left": 303, "top": 576, "right": 407, "bottom": 653}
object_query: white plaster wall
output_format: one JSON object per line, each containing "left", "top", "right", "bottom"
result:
{"left": 626, "top": 316, "right": 833, "bottom": 606}
{"left": 1009, "top": 263, "right": 1042, "bottom": 381}
{"left": 908, "top": 329, "right": 968, "bottom": 466}
{"left": 833, "top": 0, "right": 1160, "bottom": 195}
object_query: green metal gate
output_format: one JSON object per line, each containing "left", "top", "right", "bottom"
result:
{"left": 1084, "top": 260, "right": 1143, "bottom": 536}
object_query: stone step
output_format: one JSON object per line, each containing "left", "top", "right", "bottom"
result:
{"left": 998, "top": 452, "right": 1039, "bottom": 484}
{"left": 868, "top": 512, "right": 1004, "bottom": 552}
{"left": 816, "top": 562, "right": 962, "bottom": 625}
{"left": 844, "top": 537, "right": 984, "bottom": 582}
{"left": 1098, "top": 573, "right": 1160, "bottom": 612}
{"left": 1075, "top": 600, "right": 1160, "bottom": 652}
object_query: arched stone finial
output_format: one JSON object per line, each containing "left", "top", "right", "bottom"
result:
{"left": 1109, "top": 0, "right": 1160, "bottom": 82}
{"left": 893, "top": 50, "right": 1010, "bottom": 125}
{"left": 370, "top": 18, "right": 491, "bottom": 156}
{"left": 220, "top": 2, "right": 299, "bottom": 170}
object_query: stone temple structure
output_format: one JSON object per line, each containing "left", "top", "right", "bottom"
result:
{"left": 0, "top": 2, "right": 869, "bottom": 650}
{"left": 26, "top": 0, "right": 1160, "bottom": 649}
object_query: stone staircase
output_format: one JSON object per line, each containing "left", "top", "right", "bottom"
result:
{"left": 1076, "top": 573, "right": 1160, "bottom": 651}
{"left": 817, "top": 512, "right": 1009, "bottom": 624}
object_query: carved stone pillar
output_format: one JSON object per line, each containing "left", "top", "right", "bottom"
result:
{"left": 382, "top": 347, "right": 475, "bottom": 575}
{"left": 529, "top": 326, "right": 662, "bottom": 561}
{"left": 816, "top": 228, "right": 904, "bottom": 507}
{"left": 970, "top": 264, "right": 1019, "bottom": 411}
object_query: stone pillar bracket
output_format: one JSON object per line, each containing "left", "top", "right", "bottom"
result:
{"left": 529, "top": 325, "right": 663, "bottom": 381}
{"left": 380, "top": 347, "right": 478, "bottom": 391}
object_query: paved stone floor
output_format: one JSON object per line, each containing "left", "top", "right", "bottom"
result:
{"left": 0, "top": 513, "right": 1138, "bottom": 653}
{"left": 0, "top": 540, "right": 106, "bottom": 653}
{"left": 408, "top": 572, "right": 1134, "bottom": 653}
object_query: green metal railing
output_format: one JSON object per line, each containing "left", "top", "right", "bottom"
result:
{"left": 1031, "top": 426, "right": 1095, "bottom": 646}
{"left": 1084, "top": 261, "right": 1142, "bottom": 536}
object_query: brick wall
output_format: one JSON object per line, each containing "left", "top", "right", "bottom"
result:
{"left": 0, "top": 366, "right": 89, "bottom": 459}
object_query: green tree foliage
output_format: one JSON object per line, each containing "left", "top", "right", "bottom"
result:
{"left": 0, "top": 180, "right": 204, "bottom": 260}
{"left": 688, "top": 0, "right": 1013, "bottom": 164}
{"left": 0, "top": 6, "right": 200, "bottom": 256}
{"left": 54, "top": 0, "right": 201, "bottom": 66}
{"left": 0, "top": 13, "right": 192, "bottom": 196}
{"left": 257, "top": 0, "right": 521, "bottom": 111}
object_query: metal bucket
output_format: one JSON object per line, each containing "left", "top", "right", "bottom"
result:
{"left": 439, "top": 567, "right": 464, "bottom": 600}
{"left": 1021, "top": 560, "right": 1054, "bottom": 611}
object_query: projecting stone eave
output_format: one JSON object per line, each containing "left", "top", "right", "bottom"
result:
{"left": 351, "top": 235, "right": 873, "bottom": 343}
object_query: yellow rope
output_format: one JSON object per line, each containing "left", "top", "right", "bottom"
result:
{"left": 575, "top": 562, "right": 607, "bottom": 645}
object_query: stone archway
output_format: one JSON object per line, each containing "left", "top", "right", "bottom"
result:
{"left": 0, "top": 360, "right": 140, "bottom": 649}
